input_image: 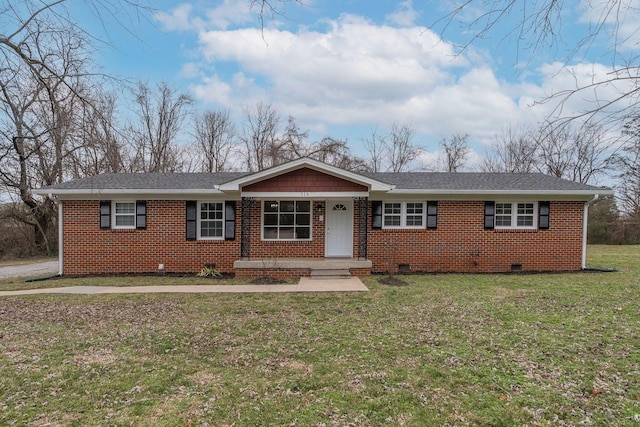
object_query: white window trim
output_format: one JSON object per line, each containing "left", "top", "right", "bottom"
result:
{"left": 382, "top": 201, "right": 426, "bottom": 229}
{"left": 495, "top": 201, "right": 538, "bottom": 230}
{"left": 197, "top": 201, "right": 225, "bottom": 240}
{"left": 112, "top": 200, "right": 136, "bottom": 229}
{"left": 261, "top": 200, "right": 313, "bottom": 241}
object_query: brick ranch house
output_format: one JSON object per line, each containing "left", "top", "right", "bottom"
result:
{"left": 35, "top": 158, "right": 613, "bottom": 279}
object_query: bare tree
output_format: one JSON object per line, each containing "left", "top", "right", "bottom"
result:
{"left": 270, "top": 115, "right": 367, "bottom": 171}
{"left": 618, "top": 117, "right": 640, "bottom": 217}
{"left": 127, "top": 81, "right": 192, "bottom": 173}
{"left": 386, "top": 121, "right": 420, "bottom": 172}
{"left": 305, "top": 137, "right": 367, "bottom": 171}
{"left": 275, "top": 115, "right": 309, "bottom": 163}
{"left": 363, "top": 128, "right": 386, "bottom": 172}
{"left": 481, "top": 126, "right": 538, "bottom": 173}
{"left": 533, "top": 121, "right": 614, "bottom": 184}
{"left": 241, "top": 101, "right": 281, "bottom": 172}
{"left": 193, "top": 109, "right": 237, "bottom": 172}
{"left": 433, "top": 1, "right": 640, "bottom": 128}
{"left": 70, "top": 91, "right": 125, "bottom": 177}
{"left": 439, "top": 133, "right": 470, "bottom": 172}
{"left": 0, "top": 0, "right": 162, "bottom": 252}
{"left": 363, "top": 122, "right": 421, "bottom": 172}
{"left": 0, "top": 17, "right": 93, "bottom": 251}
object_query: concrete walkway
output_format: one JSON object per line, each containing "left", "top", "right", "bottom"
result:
{"left": 0, "top": 277, "right": 368, "bottom": 296}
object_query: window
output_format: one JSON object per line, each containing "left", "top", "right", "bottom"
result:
{"left": 494, "top": 202, "right": 537, "bottom": 229}
{"left": 406, "top": 203, "right": 424, "bottom": 227}
{"left": 186, "top": 200, "right": 234, "bottom": 241}
{"left": 102, "top": 201, "right": 146, "bottom": 230}
{"left": 383, "top": 202, "right": 425, "bottom": 228}
{"left": 199, "top": 202, "right": 224, "bottom": 239}
{"left": 113, "top": 201, "right": 136, "bottom": 228}
{"left": 383, "top": 202, "right": 402, "bottom": 227}
{"left": 495, "top": 203, "right": 513, "bottom": 227}
{"left": 263, "top": 200, "right": 311, "bottom": 240}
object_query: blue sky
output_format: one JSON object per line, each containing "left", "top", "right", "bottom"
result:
{"left": 74, "top": 0, "right": 639, "bottom": 170}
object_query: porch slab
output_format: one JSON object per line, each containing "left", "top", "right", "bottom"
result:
{"left": 233, "top": 258, "right": 372, "bottom": 270}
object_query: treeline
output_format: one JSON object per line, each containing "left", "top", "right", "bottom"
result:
{"left": 2, "top": 76, "right": 640, "bottom": 256}
{"left": 589, "top": 196, "right": 640, "bottom": 245}
{"left": 2, "top": 1, "right": 640, "bottom": 258}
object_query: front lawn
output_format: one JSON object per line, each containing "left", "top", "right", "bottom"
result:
{"left": 1, "top": 245, "right": 639, "bottom": 426}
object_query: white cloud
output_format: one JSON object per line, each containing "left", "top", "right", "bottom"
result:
{"left": 193, "top": 15, "right": 470, "bottom": 128}
{"left": 205, "top": 0, "right": 254, "bottom": 30}
{"left": 190, "top": 74, "right": 234, "bottom": 105}
{"left": 155, "top": 4, "right": 205, "bottom": 32}
{"left": 155, "top": 1, "right": 254, "bottom": 32}
{"left": 173, "top": 11, "right": 625, "bottom": 153}
{"left": 386, "top": 0, "right": 419, "bottom": 27}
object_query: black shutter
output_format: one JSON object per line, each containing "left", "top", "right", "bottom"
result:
{"left": 427, "top": 201, "right": 438, "bottom": 229}
{"left": 100, "top": 200, "right": 111, "bottom": 229}
{"left": 186, "top": 201, "right": 197, "bottom": 241}
{"left": 484, "top": 201, "right": 495, "bottom": 230}
{"left": 136, "top": 201, "right": 147, "bottom": 229}
{"left": 372, "top": 201, "right": 383, "bottom": 229}
{"left": 225, "top": 201, "right": 236, "bottom": 240}
{"left": 539, "top": 201, "right": 550, "bottom": 229}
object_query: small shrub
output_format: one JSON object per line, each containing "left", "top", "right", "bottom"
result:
{"left": 197, "top": 266, "right": 222, "bottom": 278}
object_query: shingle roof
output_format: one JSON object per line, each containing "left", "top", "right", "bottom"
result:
{"left": 362, "top": 172, "right": 605, "bottom": 192}
{"left": 42, "top": 172, "right": 249, "bottom": 191}
{"left": 38, "top": 170, "right": 608, "bottom": 194}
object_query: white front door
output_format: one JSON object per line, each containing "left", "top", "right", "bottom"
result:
{"left": 325, "top": 200, "right": 353, "bottom": 257}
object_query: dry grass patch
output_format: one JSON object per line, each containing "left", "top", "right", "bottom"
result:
{"left": 0, "top": 246, "right": 639, "bottom": 425}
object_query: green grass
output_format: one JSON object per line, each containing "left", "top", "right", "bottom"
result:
{"left": 1, "top": 245, "right": 639, "bottom": 426}
{"left": 0, "top": 274, "right": 255, "bottom": 292}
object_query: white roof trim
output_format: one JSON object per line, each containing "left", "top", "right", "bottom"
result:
{"left": 218, "top": 157, "right": 394, "bottom": 192}
{"left": 385, "top": 189, "right": 614, "bottom": 196}
{"left": 33, "top": 188, "right": 225, "bottom": 196}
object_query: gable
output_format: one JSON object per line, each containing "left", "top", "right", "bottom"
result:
{"left": 242, "top": 168, "right": 368, "bottom": 192}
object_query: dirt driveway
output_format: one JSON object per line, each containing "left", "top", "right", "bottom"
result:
{"left": 0, "top": 260, "right": 58, "bottom": 280}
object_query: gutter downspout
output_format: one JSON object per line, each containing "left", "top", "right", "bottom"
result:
{"left": 582, "top": 194, "right": 599, "bottom": 270}
{"left": 55, "top": 197, "right": 63, "bottom": 276}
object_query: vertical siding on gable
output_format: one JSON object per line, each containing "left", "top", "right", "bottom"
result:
{"left": 242, "top": 168, "right": 368, "bottom": 192}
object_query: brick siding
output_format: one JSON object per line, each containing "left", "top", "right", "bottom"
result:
{"left": 62, "top": 200, "right": 240, "bottom": 275}
{"left": 61, "top": 199, "right": 585, "bottom": 276}
{"left": 244, "top": 200, "right": 327, "bottom": 259}
{"left": 368, "top": 200, "right": 584, "bottom": 273}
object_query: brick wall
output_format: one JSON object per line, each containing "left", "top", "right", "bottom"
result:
{"left": 367, "top": 200, "right": 584, "bottom": 273}
{"left": 244, "top": 200, "right": 327, "bottom": 258}
{"left": 62, "top": 199, "right": 585, "bottom": 276}
{"left": 62, "top": 200, "right": 240, "bottom": 275}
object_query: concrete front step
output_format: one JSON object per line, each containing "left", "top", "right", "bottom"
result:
{"left": 309, "top": 269, "right": 352, "bottom": 279}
